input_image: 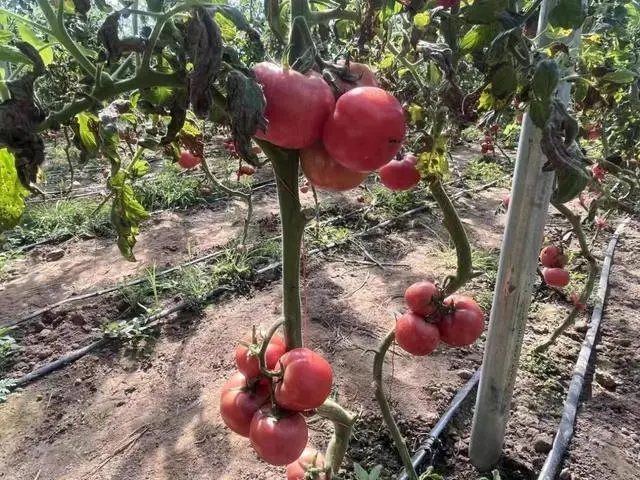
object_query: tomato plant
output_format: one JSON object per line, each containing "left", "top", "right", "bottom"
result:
{"left": 274, "top": 348, "right": 333, "bottom": 411}
{"left": 249, "top": 405, "right": 309, "bottom": 466}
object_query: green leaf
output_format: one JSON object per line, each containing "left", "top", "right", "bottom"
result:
{"left": 0, "top": 44, "right": 33, "bottom": 65}
{"left": 460, "top": 24, "right": 501, "bottom": 52}
{"left": 130, "top": 160, "right": 150, "bottom": 178}
{"left": 119, "top": 112, "right": 137, "bottom": 125}
{"left": 181, "top": 118, "right": 201, "bottom": 137}
{"left": 491, "top": 63, "right": 517, "bottom": 99}
{"left": 414, "top": 12, "right": 430, "bottom": 28}
{"left": 464, "top": 0, "right": 509, "bottom": 25}
{"left": 76, "top": 112, "right": 99, "bottom": 154}
{"left": 602, "top": 69, "right": 636, "bottom": 84}
{"left": 354, "top": 463, "right": 369, "bottom": 480}
{"left": 214, "top": 12, "right": 237, "bottom": 42}
{"left": 0, "top": 30, "right": 13, "bottom": 44}
{"left": 549, "top": 0, "right": 585, "bottom": 29}
{"left": 17, "top": 24, "right": 53, "bottom": 66}
{"left": 532, "top": 59, "right": 560, "bottom": 101}
{"left": 478, "top": 89, "right": 493, "bottom": 110}
{"left": 0, "top": 149, "right": 30, "bottom": 232}
{"left": 529, "top": 100, "right": 552, "bottom": 129}
{"left": 369, "top": 465, "right": 383, "bottom": 480}
{"left": 379, "top": 52, "right": 395, "bottom": 69}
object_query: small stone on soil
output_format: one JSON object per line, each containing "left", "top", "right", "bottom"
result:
{"left": 70, "top": 313, "right": 86, "bottom": 326}
{"left": 45, "top": 249, "right": 65, "bottom": 262}
{"left": 595, "top": 371, "right": 617, "bottom": 391}
{"left": 457, "top": 369, "right": 474, "bottom": 380}
{"left": 533, "top": 434, "right": 553, "bottom": 453}
{"left": 38, "top": 328, "right": 53, "bottom": 339}
{"left": 559, "top": 468, "right": 572, "bottom": 480}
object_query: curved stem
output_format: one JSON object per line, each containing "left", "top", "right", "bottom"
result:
{"left": 258, "top": 319, "right": 285, "bottom": 377}
{"left": 316, "top": 399, "right": 356, "bottom": 475}
{"left": 373, "top": 330, "right": 418, "bottom": 480}
{"left": 534, "top": 202, "right": 598, "bottom": 352}
{"left": 37, "top": 0, "right": 95, "bottom": 76}
{"left": 429, "top": 178, "right": 473, "bottom": 295}
{"left": 259, "top": 140, "right": 306, "bottom": 350}
{"left": 200, "top": 157, "right": 253, "bottom": 246}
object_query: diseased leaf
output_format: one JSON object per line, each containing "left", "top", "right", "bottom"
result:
{"left": 0, "top": 148, "right": 30, "bottom": 232}
{"left": 75, "top": 112, "right": 99, "bottom": 154}
{"left": 109, "top": 171, "right": 150, "bottom": 261}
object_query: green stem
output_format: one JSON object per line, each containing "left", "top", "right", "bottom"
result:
{"left": 373, "top": 330, "right": 418, "bottom": 480}
{"left": 316, "top": 399, "right": 356, "bottom": 475}
{"left": 140, "top": 3, "right": 190, "bottom": 73}
{"left": 258, "top": 319, "right": 285, "bottom": 378}
{"left": 534, "top": 203, "right": 598, "bottom": 353}
{"left": 290, "top": 0, "right": 358, "bottom": 24}
{"left": 260, "top": 140, "right": 306, "bottom": 350}
{"left": 37, "top": 0, "right": 95, "bottom": 76}
{"left": 429, "top": 178, "right": 473, "bottom": 295}
{"left": 0, "top": 7, "right": 54, "bottom": 36}
{"left": 200, "top": 156, "right": 253, "bottom": 246}
{"left": 37, "top": 70, "right": 184, "bottom": 130}
{"left": 386, "top": 42, "right": 426, "bottom": 91}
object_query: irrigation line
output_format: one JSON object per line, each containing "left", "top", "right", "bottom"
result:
{"left": 537, "top": 218, "right": 629, "bottom": 480}
{"left": 398, "top": 370, "right": 481, "bottom": 480}
{"left": 4, "top": 180, "right": 499, "bottom": 391}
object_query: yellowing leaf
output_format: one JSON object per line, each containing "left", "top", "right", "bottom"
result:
{"left": 414, "top": 12, "right": 430, "bottom": 28}
{"left": 379, "top": 52, "right": 395, "bottom": 70}
{"left": 0, "top": 149, "right": 30, "bottom": 232}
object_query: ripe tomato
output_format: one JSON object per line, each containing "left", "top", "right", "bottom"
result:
{"left": 438, "top": 295, "right": 485, "bottom": 347}
{"left": 404, "top": 281, "right": 441, "bottom": 317}
{"left": 235, "top": 332, "right": 286, "bottom": 379}
{"left": 379, "top": 155, "right": 421, "bottom": 191}
{"left": 286, "top": 447, "right": 326, "bottom": 480}
{"left": 336, "top": 60, "right": 378, "bottom": 92}
{"left": 253, "top": 62, "right": 335, "bottom": 149}
{"left": 301, "top": 142, "right": 368, "bottom": 191}
{"left": 543, "top": 267, "right": 570, "bottom": 288}
{"left": 274, "top": 348, "right": 333, "bottom": 411}
{"left": 405, "top": 154, "right": 418, "bottom": 165}
{"left": 178, "top": 150, "right": 201, "bottom": 169}
{"left": 250, "top": 406, "right": 308, "bottom": 465}
{"left": 502, "top": 194, "right": 510, "bottom": 209}
{"left": 539, "top": 246, "right": 567, "bottom": 268}
{"left": 591, "top": 163, "right": 606, "bottom": 181}
{"left": 238, "top": 164, "right": 256, "bottom": 176}
{"left": 323, "top": 87, "right": 406, "bottom": 172}
{"left": 219, "top": 372, "right": 270, "bottom": 437}
{"left": 395, "top": 312, "right": 440, "bottom": 356}
{"left": 300, "top": 185, "right": 310, "bottom": 193}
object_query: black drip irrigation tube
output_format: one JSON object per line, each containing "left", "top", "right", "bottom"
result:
{"left": 3, "top": 180, "right": 499, "bottom": 393}
{"left": 537, "top": 219, "right": 628, "bottom": 480}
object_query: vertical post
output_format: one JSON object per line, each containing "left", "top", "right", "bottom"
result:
{"left": 469, "top": 0, "right": 584, "bottom": 469}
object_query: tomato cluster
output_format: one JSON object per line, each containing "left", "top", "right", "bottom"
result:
{"left": 220, "top": 329, "right": 333, "bottom": 477}
{"left": 395, "top": 281, "right": 485, "bottom": 356}
{"left": 481, "top": 125, "right": 499, "bottom": 155}
{"left": 539, "top": 246, "right": 571, "bottom": 288}
{"left": 253, "top": 61, "right": 411, "bottom": 192}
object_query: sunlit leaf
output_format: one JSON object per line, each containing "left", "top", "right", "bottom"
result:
{"left": 414, "top": 12, "right": 430, "bottom": 28}
{"left": 460, "top": 24, "right": 501, "bottom": 52}
{"left": 76, "top": 112, "right": 99, "bottom": 154}
{"left": 379, "top": 52, "right": 395, "bottom": 69}
{"left": 0, "top": 149, "right": 30, "bottom": 232}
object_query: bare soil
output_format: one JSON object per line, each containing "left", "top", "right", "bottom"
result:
{"left": 1, "top": 146, "right": 638, "bottom": 480}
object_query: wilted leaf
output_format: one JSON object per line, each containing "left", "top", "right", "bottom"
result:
{"left": 72, "top": 0, "right": 91, "bottom": 15}
{"left": 75, "top": 111, "right": 99, "bottom": 154}
{"left": 532, "top": 59, "right": 560, "bottom": 101}
{"left": 549, "top": 0, "right": 585, "bottom": 29}
{"left": 417, "top": 135, "right": 449, "bottom": 178}
{"left": 98, "top": 12, "right": 122, "bottom": 64}
{"left": 161, "top": 88, "right": 189, "bottom": 144}
{"left": 109, "top": 171, "right": 150, "bottom": 261}
{"left": 227, "top": 69, "right": 266, "bottom": 165}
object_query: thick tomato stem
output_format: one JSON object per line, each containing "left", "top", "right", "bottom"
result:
{"left": 259, "top": 140, "right": 306, "bottom": 349}
{"left": 316, "top": 399, "right": 356, "bottom": 475}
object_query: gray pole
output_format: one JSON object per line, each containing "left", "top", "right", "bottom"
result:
{"left": 469, "top": 0, "right": 585, "bottom": 469}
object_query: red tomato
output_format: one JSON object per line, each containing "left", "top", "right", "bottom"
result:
{"left": 238, "top": 164, "right": 256, "bottom": 176}
{"left": 405, "top": 153, "right": 418, "bottom": 165}
{"left": 395, "top": 312, "right": 440, "bottom": 356}
{"left": 253, "top": 62, "right": 335, "bottom": 149}
{"left": 438, "top": 295, "right": 485, "bottom": 347}
{"left": 336, "top": 61, "right": 378, "bottom": 92}
{"left": 502, "top": 194, "right": 510, "bottom": 209}
{"left": 379, "top": 156, "right": 421, "bottom": 191}
{"left": 323, "top": 87, "right": 406, "bottom": 172}
{"left": 301, "top": 142, "right": 368, "bottom": 191}
{"left": 539, "top": 246, "right": 567, "bottom": 268}
{"left": 219, "top": 372, "right": 270, "bottom": 437}
{"left": 591, "top": 163, "right": 606, "bottom": 181}
{"left": 235, "top": 332, "right": 286, "bottom": 379}
{"left": 300, "top": 185, "right": 310, "bottom": 193}
{"left": 543, "top": 267, "right": 570, "bottom": 288}
{"left": 274, "top": 348, "right": 333, "bottom": 411}
{"left": 286, "top": 447, "right": 327, "bottom": 480}
{"left": 404, "top": 281, "right": 441, "bottom": 317}
{"left": 249, "top": 406, "right": 308, "bottom": 466}
{"left": 178, "top": 150, "right": 201, "bottom": 169}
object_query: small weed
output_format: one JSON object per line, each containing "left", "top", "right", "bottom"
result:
{"left": 464, "top": 159, "right": 508, "bottom": 187}
{"left": 175, "top": 264, "right": 216, "bottom": 308}
{"left": 211, "top": 248, "right": 252, "bottom": 290}
{"left": 0, "top": 379, "right": 15, "bottom": 403}
{"left": 365, "top": 183, "right": 428, "bottom": 216}
{"left": 353, "top": 464, "right": 383, "bottom": 480}
{"left": 135, "top": 163, "right": 210, "bottom": 211}
{"left": 5, "top": 199, "right": 111, "bottom": 248}
{"left": 475, "top": 290, "right": 494, "bottom": 312}
{"left": 521, "top": 353, "right": 562, "bottom": 381}
{"left": 250, "top": 238, "right": 282, "bottom": 264}
{"left": 461, "top": 127, "right": 484, "bottom": 143}
{"left": 101, "top": 318, "right": 155, "bottom": 349}
{"left": 472, "top": 250, "right": 500, "bottom": 283}
{"left": 0, "top": 251, "right": 21, "bottom": 282}
{"left": 307, "top": 224, "right": 351, "bottom": 248}
{"left": 0, "top": 328, "right": 18, "bottom": 371}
